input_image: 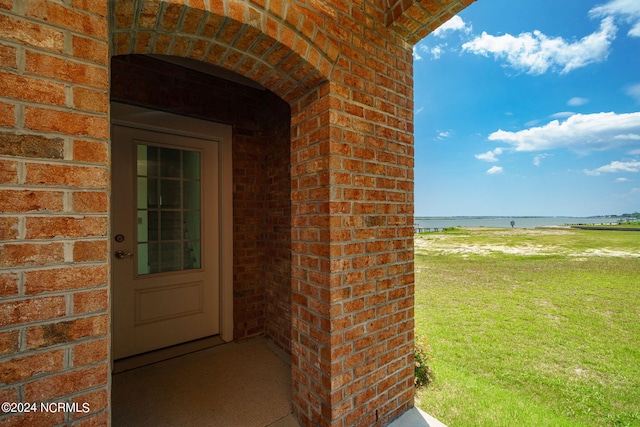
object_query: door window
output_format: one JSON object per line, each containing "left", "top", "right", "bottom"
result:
{"left": 136, "top": 144, "right": 202, "bottom": 275}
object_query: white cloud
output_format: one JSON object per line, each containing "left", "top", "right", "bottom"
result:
{"left": 614, "top": 133, "right": 640, "bottom": 140}
{"left": 413, "top": 43, "right": 447, "bottom": 60}
{"left": 437, "top": 131, "right": 451, "bottom": 140}
{"left": 584, "top": 160, "right": 640, "bottom": 175}
{"left": 433, "top": 16, "right": 469, "bottom": 37}
{"left": 488, "top": 111, "right": 640, "bottom": 152}
{"left": 616, "top": 177, "right": 629, "bottom": 182}
{"left": 461, "top": 17, "right": 617, "bottom": 75}
{"left": 627, "top": 83, "right": 640, "bottom": 103}
{"left": 412, "top": 46, "right": 422, "bottom": 61}
{"left": 533, "top": 154, "right": 549, "bottom": 166}
{"left": 550, "top": 111, "right": 576, "bottom": 119}
{"left": 475, "top": 147, "right": 503, "bottom": 162}
{"left": 590, "top": 0, "right": 640, "bottom": 37}
{"left": 487, "top": 166, "right": 504, "bottom": 174}
{"left": 568, "top": 97, "right": 589, "bottom": 106}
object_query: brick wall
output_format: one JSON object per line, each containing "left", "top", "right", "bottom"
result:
{"left": 111, "top": 55, "right": 292, "bottom": 349}
{"left": 1, "top": 1, "right": 477, "bottom": 426}
{"left": 0, "top": 1, "right": 110, "bottom": 425}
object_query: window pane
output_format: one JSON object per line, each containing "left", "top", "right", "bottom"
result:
{"left": 160, "top": 147, "right": 181, "bottom": 178}
{"left": 183, "top": 181, "right": 200, "bottom": 210}
{"left": 161, "top": 242, "right": 182, "bottom": 272}
{"left": 183, "top": 151, "right": 200, "bottom": 180}
{"left": 160, "top": 179, "right": 181, "bottom": 208}
{"left": 160, "top": 211, "right": 182, "bottom": 241}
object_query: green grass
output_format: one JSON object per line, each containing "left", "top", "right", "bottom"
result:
{"left": 414, "top": 228, "right": 640, "bottom": 427}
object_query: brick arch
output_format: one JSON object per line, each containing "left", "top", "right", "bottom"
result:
{"left": 385, "top": 0, "right": 476, "bottom": 44}
{"left": 111, "top": 0, "right": 335, "bottom": 103}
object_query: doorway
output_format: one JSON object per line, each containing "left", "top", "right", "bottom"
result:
{"left": 111, "top": 102, "right": 234, "bottom": 362}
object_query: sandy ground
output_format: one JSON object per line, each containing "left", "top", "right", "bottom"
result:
{"left": 414, "top": 228, "right": 640, "bottom": 258}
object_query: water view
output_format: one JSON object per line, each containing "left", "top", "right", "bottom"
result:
{"left": 414, "top": 216, "right": 621, "bottom": 230}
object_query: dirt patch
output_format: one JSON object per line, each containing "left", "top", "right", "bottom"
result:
{"left": 414, "top": 229, "right": 640, "bottom": 258}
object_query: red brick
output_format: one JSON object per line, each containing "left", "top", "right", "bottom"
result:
{"left": 0, "top": 273, "right": 19, "bottom": 297}
{"left": 0, "top": 44, "right": 18, "bottom": 70}
{"left": 0, "top": 349, "right": 64, "bottom": 383}
{"left": 0, "top": 14, "right": 64, "bottom": 53}
{"left": 0, "top": 295, "right": 66, "bottom": 326}
{"left": 71, "top": 388, "right": 108, "bottom": 419}
{"left": 73, "top": 140, "right": 109, "bottom": 164}
{"left": 25, "top": 216, "right": 107, "bottom": 239}
{"left": 0, "top": 242, "right": 64, "bottom": 267}
{"left": 25, "top": 163, "right": 108, "bottom": 188}
{"left": 72, "top": 35, "right": 108, "bottom": 64}
{"left": 25, "top": 0, "right": 107, "bottom": 39}
{"left": 0, "top": 132, "right": 64, "bottom": 159}
{"left": 73, "top": 288, "right": 108, "bottom": 314}
{"left": 23, "top": 363, "right": 108, "bottom": 401}
{"left": 0, "top": 100, "right": 15, "bottom": 126}
{"left": 0, "top": 330, "right": 19, "bottom": 356}
{"left": 72, "top": 0, "right": 108, "bottom": 17}
{"left": 73, "top": 86, "right": 109, "bottom": 113}
{"left": 0, "top": 190, "right": 64, "bottom": 213}
{"left": 26, "top": 315, "right": 108, "bottom": 350}
{"left": 72, "top": 337, "right": 108, "bottom": 367}
{"left": 73, "top": 240, "right": 108, "bottom": 262}
{"left": 0, "top": 71, "right": 66, "bottom": 106}
{"left": 25, "top": 265, "right": 108, "bottom": 294}
{"left": 0, "top": 217, "right": 19, "bottom": 240}
{"left": 0, "top": 410, "right": 64, "bottom": 426}
{"left": 25, "top": 107, "right": 108, "bottom": 139}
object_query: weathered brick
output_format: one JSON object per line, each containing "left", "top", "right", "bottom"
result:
{"left": 0, "top": 242, "right": 64, "bottom": 267}
{"left": 25, "top": 163, "right": 108, "bottom": 188}
{"left": 0, "top": 14, "right": 64, "bottom": 52}
{"left": 26, "top": 315, "right": 108, "bottom": 350}
{"left": 24, "top": 265, "right": 108, "bottom": 294}
{"left": 23, "top": 363, "right": 108, "bottom": 401}
{"left": 0, "top": 132, "right": 64, "bottom": 159}
{"left": 0, "top": 190, "right": 64, "bottom": 213}
{"left": 0, "top": 349, "right": 64, "bottom": 383}
{"left": 0, "top": 159, "right": 17, "bottom": 184}
{"left": 0, "top": 295, "right": 66, "bottom": 326}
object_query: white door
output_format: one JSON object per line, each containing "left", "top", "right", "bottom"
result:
{"left": 112, "top": 124, "right": 220, "bottom": 359}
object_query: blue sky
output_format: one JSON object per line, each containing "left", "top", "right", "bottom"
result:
{"left": 413, "top": 0, "right": 640, "bottom": 217}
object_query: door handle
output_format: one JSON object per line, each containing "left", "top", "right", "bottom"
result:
{"left": 114, "top": 250, "right": 133, "bottom": 259}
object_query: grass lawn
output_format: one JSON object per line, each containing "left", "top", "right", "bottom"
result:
{"left": 414, "top": 228, "right": 640, "bottom": 427}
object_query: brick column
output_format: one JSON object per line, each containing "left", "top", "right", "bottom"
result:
{"left": 0, "top": 1, "right": 111, "bottom": 425}
{"left": 291, "top": 78, "right": 415, "bottom": 426}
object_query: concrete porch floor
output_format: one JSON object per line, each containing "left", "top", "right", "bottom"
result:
{"left": 112, "top": 337, "right": 445, "bottom": 427}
